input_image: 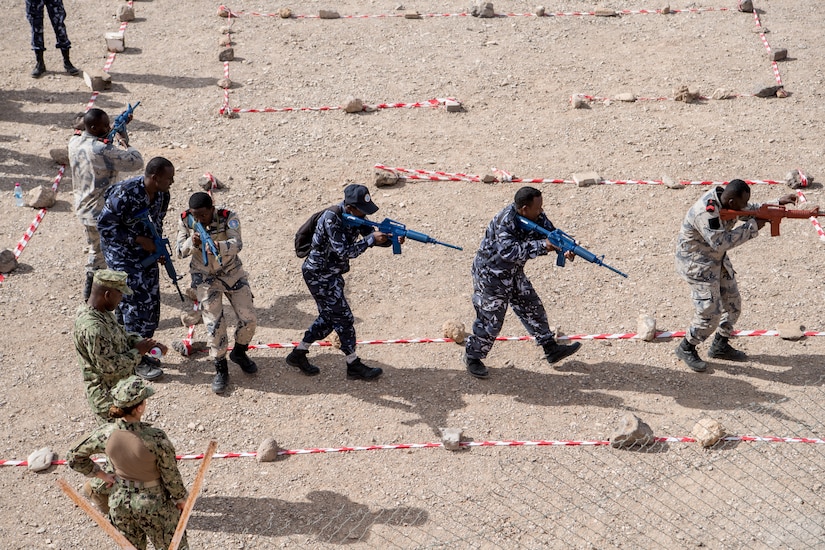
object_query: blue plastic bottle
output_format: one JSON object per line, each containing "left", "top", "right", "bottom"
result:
{"left": 14, "top": 183, "right": 24, "bottom": 207}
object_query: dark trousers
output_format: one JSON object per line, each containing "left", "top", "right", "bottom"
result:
{"left": 302, "top": 269, "right": 357, "bottom": 356}
{"left": 26, "top": 0, "right": 71, "bottom": 51}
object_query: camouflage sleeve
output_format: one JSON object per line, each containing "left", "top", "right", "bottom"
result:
{"left": 218, "top": 211, "right": 243, "bottom": 259}
{"left": 126, "top": 331, "right": 144, "bottom": 349}
{"left": 144, "top": 427, "right": 188, "bottom": 501}
{"left": 496, "top": 211, "right": 547, "bottom": 263}
{"left": 79, "top": 324, "right": 142, "bottom": 378}
{"left": 693, "top": 205, "right": 759, "bottom": 251}
{"left": 175, "top": 214, "right": 195, "bottom": 259}
{"left": 66, "top": 425, "right": 113, "bottom": 476}
{"left": 324, "top": 212, "right": 372, "bottom": 259}
{"left": 102, "top": 144, "right": 144, "bottom": 174}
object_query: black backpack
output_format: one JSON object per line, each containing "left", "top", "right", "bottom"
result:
{"left": 294, "top": 205, "right": 342, "bottom": 258}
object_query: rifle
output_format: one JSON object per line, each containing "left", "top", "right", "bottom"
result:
{"left": 106, "top": 101, "right": 140, "bottom": 144}
{"left": 720, "top": 204, "right": 824, "bottom": 237}
{"left": 135, "top": 208, "right": 185, "bottom": 301}
{"left": 517, "top": 215, "right": 628, "bottom": 278}
{"left": 342, "top": 213, "right": 462, "bottom": 254}
{"left": 185, "top": 214, "right": 222, "bottom": 267}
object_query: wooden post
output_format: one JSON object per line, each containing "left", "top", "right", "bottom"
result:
{"left": 168, "top": 440, "right": 218, "bottom": 550}
{"left": 56, "top": 478, "right": 137, "bottom": 550}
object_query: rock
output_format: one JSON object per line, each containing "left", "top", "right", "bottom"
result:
{"left": 199, "top": 174, "right": 225, "bottom": 190}
{"left": 661, "top": 6, "right": 670, "bottom": 15}
{"left": 319, "top": 9, "right": 340, "bottom": 19}
{"left": 769, "top": 48, "right": 788, "bottom": 62}
{"left": 610, "top": 413, "right": 654, "bottom": 448}
{"left": 535, "top": 6, "right": 545, "bottom": 17}
{"left": 116, "top": 4, "right": 135, "bottom": 22}
{"left": 692, "top": 418, "right": 725, "bottom": 447}
{"left": 445, "top": 99, "right": 462, "bottom": 112}
{"left": 785, "top": 169, "right": 811, "bottom": 189}
{"left": 737, "top": 0, "right": 754, "bottom": 13}
{"left": 442, "top": 320, "right": 467, "bottom": 344}
{"left": 637, "top": 313, "right": 656, "bottom": 341}
{"left": 374, "top": 171, "right": 399, "bottom": 188}
{"left": 470, "top": 2, "right": 495, "bottom": 18}
{"left": 219, "top": 35, "right": 232, "bottom": 47}
{"left": 775, "top": 87, "right": 789, "bottom": 98}
{"left": 573, "top": 172, "right": 602, "bottom": 187}
{"left": 615, "top": 92, "right": 636, "bottom": 102}
{"left": 439, "top": 427, "right": 463, "bottom": 451}
{"left": 404, "top": 11, "right": 422, "bottom": 19}
{"left": 662, "top": 175, "right": 683, "bottom": 189}
{"left": 219, "top": 26, "right": 234, "bottom": 34}
{"left": 279, "top": 7, "right": 292, "bottom": 18}
{"left": 711, "top": 88, "right": 733, "bottom": 100}
{"left": 180, "top": 309, "right": 203, "bottom": 327}
{"left": 217, "top": 77, "right": 232, "bottom": 89}
{"left": 105, "top": 31, "right": 125, "bottom": 53}
{"left": 673, "top": 85, "right": 700, "bottom": 103}
{"left": 570, "top": 94, "right": 587, "bottom": 109}
{"left": 594, "top": 7, "right": 617, "bottom": 17}
{"left": 27, "top": 447, "right": 55, "bottom": 472}
{"left": 171, "top": 340, "right": 207, "bottom": 357}
{"left": 49, "top": 147, "right": 69, "bottom": 165}
{"left": 25, "top": 185, "right": 56, "bottom": 209}
{"left": 257, "top": 438, "right": 280, "bottom": 462}
{"left": 184, "top": 287, "right": 199, "bottom": 302}
{"left": 753, "top": 84, "right": 779, "bottom": 98}
{"left": 0, "top": 250, "right": 18, "bottom": 274}
{"left": 328, "top": 331, "right": 342, "bottom": 349}
{"left": 83, "top": 69, "right": 112, "bottom": 91}
{"left": 217, "top": 6, "right": 231, "bottom": 17}
{"left": 218, "top": 47, "right": 234, "bottom": 62}
{"left": 343, "top": 97, "right": 364, "bottom": 113}
{"left": 776, "top": 322, "right": 805, "bottom": 340}
{"left": 481, "top": 174, "right": 498, "bottom": 184}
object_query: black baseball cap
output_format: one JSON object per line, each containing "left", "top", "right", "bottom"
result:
{"left": 343, "top": 184, "right": 379, "bottom": 215}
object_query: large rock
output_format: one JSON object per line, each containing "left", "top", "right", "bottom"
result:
{"left": 439, "top": 427, "right": 463, "bottom": 451}
{"left": 343, "top": 97, "right": 364, "bottom": 113}
{"left": 105, "top": 31, "right": 125, "bottom": 53}
{"left": 116, "top": 4, "right": 135, "bottom": 21}
{"left": 692, "top": 418, "right": 726, "bottom": 447}
{"left": 218, "top": 47, "right": 235, "bottom": 62}
{"left": 49, "top": 147, "right": 69, "bottom": 165}
{"left": 83, "top": 69, "right": 112, "bottom": 91}
{"left": 637, "top": 313, "right": 656, "bottom": 341}
{"left": 776, "top": 322, "right": 805, "bottom": 340}
{"left": 0, "top": 249, "right": 18, "bottom": 274}
{"left": 257, "top": 438, "right": 280, "bottom": 462}
{"left": 374, "top": 171, "right": 400, "bottom": 188}
{"left": 27, "top": 447, "right": 55, "bottom": 472}
{"left": 785, "top": 169, "right": 811, "bottom": 189}
{"left": 25, "top": 185, "right": 56, "bottom": 209}
{"left": 610, "top": 413, "right": 654, "bottom": 448}
{"left": 319, "top": 9, "right": 340, "bottom": 19}
{"left": 470, "top": 2, "right": 495, "bottom": 18}
{"left": 738, "top": 0, "right": 754, "bottom": 13}
{"left": 442, "top": 320, "right": 467, "bottom": 344}
{"left": 573, "top": 172, "right": 602, "bottom": 187}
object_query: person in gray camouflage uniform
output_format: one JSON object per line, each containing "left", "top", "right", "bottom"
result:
{"left": 68, "top": 108, "right": 144, "bottom": 300}
{"left": 463, "top": 187, "right": 581, "bottom": 379}
{"left": 67, "top": 376, "right": 189, "bottom": 550}
{"left": 175, "top": 192, "right": 258, "bottom": 394}
{"left": 674, "top": 179, "right": 797, "bottom": 372}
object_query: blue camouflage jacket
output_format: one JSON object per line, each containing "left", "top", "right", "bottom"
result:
{"left": 474, "top": 203, "right": 554, "bottom": 275}
{"left": 303, "top": 203, "right": 376, "bottom": 276}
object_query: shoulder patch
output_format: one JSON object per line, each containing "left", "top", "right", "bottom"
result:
{"left": 180, "top": 211, "right": 189, "bottom": 221}
{"left": 709, "top": 217, "right": 721, "bottom": 230}
{"left": 228, "top": 218, "right": 240, "bottom": 229}
{"left": 705, "top": 199, "right": 717, "bottom": 213}
{"left": 218, "top": 209, "right": 231, "bottom": 219}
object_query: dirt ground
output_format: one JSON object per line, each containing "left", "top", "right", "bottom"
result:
{"left": 1, "top": 0, "right": 824, "bottom": 548}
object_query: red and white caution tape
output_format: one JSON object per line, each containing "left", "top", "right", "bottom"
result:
{"left": 225, "top": 98, "right": 457, "bottom": 115}
{"left": 752, "top": 9, "right": 783, "bottom": 87}
{"left": 794, "top": 183, "right": 825, "bottom": 241}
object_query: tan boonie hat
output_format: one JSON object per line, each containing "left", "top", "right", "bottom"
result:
{"left": 93, "top": 269, "right": 133, "bottom": 295}
{"left": 111, "top": 375, "right": 155, "bottom": 408}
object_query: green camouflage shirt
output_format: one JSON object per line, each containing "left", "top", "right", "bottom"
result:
{"left": 66, "top": 419, "right": 188, "bottom": 502}
{"left": 74, "top": 304, "right": 143, "bottom": 420}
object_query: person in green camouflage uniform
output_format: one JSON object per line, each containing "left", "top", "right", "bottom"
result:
{"left": 67, "top": 376, "right": 189, "bottom": 550}
{"left": 74, "top": 269, "right": 166, "bottom": 423}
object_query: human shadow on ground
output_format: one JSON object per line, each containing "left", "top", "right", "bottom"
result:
{"left": 111, "top": 72, "right": 216, "bottom": 90}
{"left": 188, "top": 491, "right": 428, "bottom": 543}
{"left": 713, "top": 353, "right": 825, "bottom": 387}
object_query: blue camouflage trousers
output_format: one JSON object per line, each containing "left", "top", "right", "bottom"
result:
{"left": 302, "top": 268, "right": 357, "bottom": 355}
{"left": 109, "top": 485, "right": 188, "bottom": 550}
{"left": 682, "top": 268, "right": 741, "bottom": 346}
{"left": 25, "top": 0, "right": 71, "bottom": 51}
{"left": 117, "top": 264, "right": 161, "bottom": 338}
{"left": 465, "top": 263, "right": 554, "bottom": 360}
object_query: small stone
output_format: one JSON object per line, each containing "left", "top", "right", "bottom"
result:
{"left": 610, "top": 414, "right": 654, "bottom": 448}
{"left": 442, "top": 320, "right": 467, "bottom": 344}
{"left": 445, "top": 99, "right": 462, "bottom": 112}
{"left": 673, "top": 85, "right": 700, "bottom": 103}
{"left": 784, "top": 169, "right": 811, "bottom": 189}
{"left": 594, "top": 7, "right": 617, "bottom": 17}
{"left": 343, "top": 97, "right": 364, "bottom": 113}
{"left": 769, "top": 48, "right": 788, "bottom": 62}
{"left": 105, "top": 31, "right": 125, "bottom": 53}
{"left": 753, "top": 85, "right": 779, "bottom": 98}
{"left": 328, "top": 331, "right": 342, "bottom": 349}
{"left": 661, "top": 5, "right": 670, "bottom": 15}
{"left": 180, "top": 310, "right": 203, "bottom": 327}
{"left": 711, "top": 88, "right": 733, "bottom": 100}
{"left": 374, "top": 171, "right": 399, "bottom": 188}
{"left": 279, "top": 7, "right": 292, "bottom": 18}
{"left": 319, "top": 9, "right": 340, "bottom": 19}
{"left": 83, "top": 69, "right": 112, "bottom": 92}
{"left": 737, "top": 0, "right": 754, "bottom": 13}
{"left": 199, "top": 174, "right": 225, "bottom": 190}
{"left": 0, "top": 250, "right": 17, "bottom": 274}
{"left": 439, "top": 427, "right": 463, "bottom": 451}
{"left": 535, "top": 6, "right": 545, "bottom": 17}
{"left": 219, "top": 26, "right": 234, "bottom": 34}
{"left": 570, "top": 94, "right": 587, "bottom": 109}
{"left": 776, "top": 322, "right": 805, "bottom": 340}
{"left": 637, "top": 313, "right": 656, "bottom": 341}
{"left": 25, "top": 185, "right": 56, "bottom": 209}
{"left": 217, "top": 6, "right": 231, "bottom": 17}
{"left": 218, "top": 47, "right": 234, "bottom": 62}
{"left": 775, "top": 88, "right": 789, "bottom": 98}
{"left": 404, "top": 11, "right": 422, "bottom": 19}
{"left": 692, "top": 418, "right": 725, "bottom": 448}
{"left": 49, "top": 147, "right": 69, "bottom": 165}
{"left": 257, "top": 438, "right": 280, "bottom": 462}
{"left": 662, "top": 175, "right": 683, "bottom": 189}
{"left": 217, "top": 77, "right": 232, "bottom": 89}
{"left": 615, "top": 92, "right": 636, "bottom": 102}
{"left": 470, "top": 2, "right": 495, "bottom": 18}
{"left": 573, "top": 172, "right": 602, "bottom": 187}
{"left": 27, "top": 447, "right": 55, "bottom": 472}
{"left": 116, "top": 4, "right": 135, "bottom": 22}
{"left": 218, "top": 35, "right": 232, "bottom": 46}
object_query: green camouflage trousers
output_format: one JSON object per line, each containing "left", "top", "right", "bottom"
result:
{"left": 109, "top": 485, "right": 188, "bottom": 550}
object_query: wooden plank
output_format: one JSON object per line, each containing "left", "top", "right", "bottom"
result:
{"left": 169, "top": 440, "right": 218, "bottom": 550}
{"left": 56, "top": 478, "right": 137, "bottom": 550}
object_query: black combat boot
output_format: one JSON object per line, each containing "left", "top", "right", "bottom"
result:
{"left": 675, "top": 338, "right": 708, "bottom": 372}
{"left": 135, "top": 356, "right": 163, "bottom": 380}
{"left": 346, "top": 358, "right": 383, "bottom": 380}
{"left": 61, "top": 49, "right": 79, "bottom": 76}
{"left": 32, "top": 51, "right": 46, "bottom": 78}
{"left": 212, "top": 357, "right": 229, "bottom": 394}
{"left": 462, "top": 352, "right": 489, "bottom": 379}
{"left": 543, "top": 340, "right": 582, "bottom": 364}
{"left": 229, "top": 343, "right": 258, "bottom": 374}
{"left": 82, "top": 272, "right": 94, "bottom": 301}
{"left": 707, "top": 334, "right": 747, "bottom": 361}
{"left": 285, "top": 348, "right": 320, "bottom": 375}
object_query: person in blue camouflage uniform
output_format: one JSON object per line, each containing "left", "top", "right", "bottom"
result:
{"left": 98, "top": 157, "right": 175, "bottom": 379}
{"left": 674, "top": 179, "right": 797, "bottom": 372}
{"left": 463, "top": 187, "right": 581, "bottom": 379}
{"left": 286, "top": 184, "right": 391, "bottom": 380}
{"left": 25, "top": 0, "right": 79, "bottom": 78}
{"left": 176, "top": 192, "right": 258, "bottom": 394}
{"left": 68, "top": 108, "right": 144, "bottom": 300}
{"left": 67, "top": 376, "right": 189, "bottom": 550}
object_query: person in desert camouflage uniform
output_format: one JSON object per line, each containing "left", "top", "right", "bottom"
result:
{"left": 175, "top": 192, "right": 258, "bottom": 394}
{"left": 674, "top": 179, "right": 797, "bottom": 372}
{"left": 67, "top": 376, "right": 189, "bottom": 550}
